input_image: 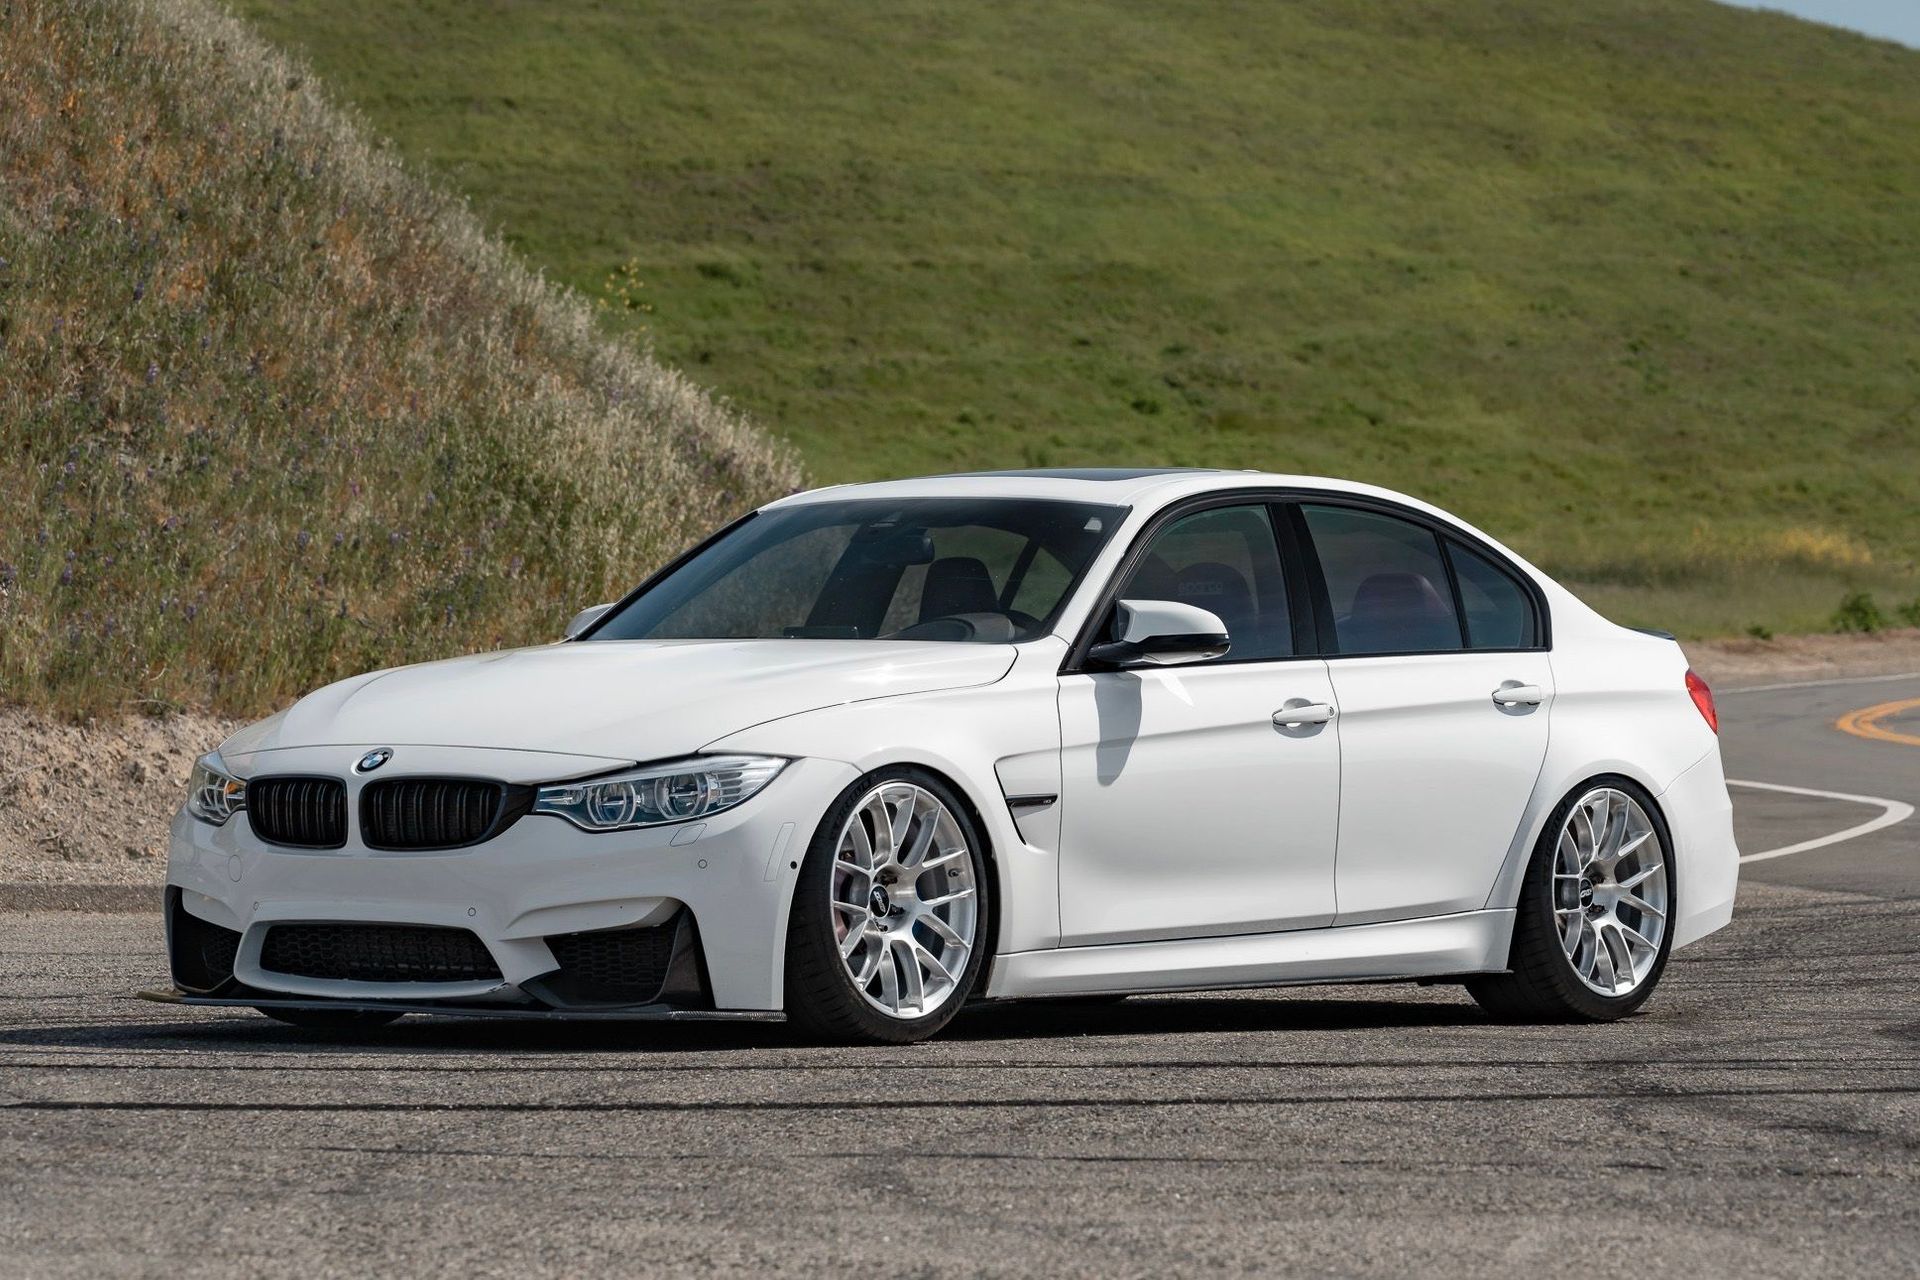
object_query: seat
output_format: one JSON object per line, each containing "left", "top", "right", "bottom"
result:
{"left": 1345, "top": 571, "right": 1458, "bottom": 653}
{"left": 1173, "top": 561, "right": 1257, "bottom": 646}
{"left": 919, "top": 556, "right": 998, "bottom": 623}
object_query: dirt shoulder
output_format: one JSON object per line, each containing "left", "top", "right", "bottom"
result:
{"left": 1, "top": 707, "right": 237, "bottom": 889}
{"left": 1683, "top": 627, "right": 1920, "bottom": 690}
{"left": 3, "top": 629, "right": 1916, "bottom": 894}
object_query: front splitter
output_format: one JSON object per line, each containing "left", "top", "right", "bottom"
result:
{"left": 136, "top": 988, "right": 785, "bottom": 1022}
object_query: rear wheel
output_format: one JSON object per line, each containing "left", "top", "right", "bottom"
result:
{"left": 256, "top": 1006, "right": 404, "bottom": 1031}
{"left": 1468, "top": 779, "right": 1674, "bottom": 1022}
{"left": 784, "top": 768, "right": 991, "bottom": 1044}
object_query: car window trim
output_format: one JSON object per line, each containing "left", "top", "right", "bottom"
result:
{"left": 1060, "top": 488, "right": 1318, "bottom": 675}
{"left": 1444, "top": 534, "right": 1539, "bottom": 650}
{"left": 1284, "top": 492, "right": 1550, "bottom": 658}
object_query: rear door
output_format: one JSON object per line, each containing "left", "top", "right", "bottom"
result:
{"left": 1293, "top": 501, "right": 1553, "bottom": 925}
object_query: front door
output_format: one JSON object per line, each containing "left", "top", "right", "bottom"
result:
{"left": 1056, "top": 502, "right": 1341, "bottom": 946}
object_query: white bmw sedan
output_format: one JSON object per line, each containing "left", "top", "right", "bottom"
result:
{"left": 157, "top": 468, "right": 1738, "bottom": 1043}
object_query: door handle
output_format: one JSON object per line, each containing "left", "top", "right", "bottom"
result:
{"left": 1273, "top": 702, "right": 1336, "bottom": 727}
{"left": 1491, "top": 684, "right": 1544, "bottom": 706}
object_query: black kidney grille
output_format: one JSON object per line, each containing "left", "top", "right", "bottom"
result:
{"left": 260, "top": 923, "right": 502, "bottom": 983}
{"left": 544, "top": 924, "right": 680, "bottom": 1004}
{"left": 246, "top": 777, "right": 348, "bottom": 849}
{"left": 362, "top": 778, "right": 525, "bottom": 850}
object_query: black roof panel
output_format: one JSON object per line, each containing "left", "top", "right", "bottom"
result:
{"left": 928, "top": 467, "right": 1233, "bottom": 482}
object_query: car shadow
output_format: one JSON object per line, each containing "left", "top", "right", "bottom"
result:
{"left": 0, "top": 990, "right": 1490, "bottom": 1057}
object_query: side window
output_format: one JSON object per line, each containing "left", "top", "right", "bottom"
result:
{"left": 1114, "top": 504, "right": 1292, "bottom": 661}
{"left": 1450, "top": 540, "right": 1537, "bottom": 649}
{"left": 1302, "top": 505, "right": 1464, "bottom": 655}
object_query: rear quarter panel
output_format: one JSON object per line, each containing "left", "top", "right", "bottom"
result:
{"left": 1482, "top": 591, "right": 1733, "bottom": 947}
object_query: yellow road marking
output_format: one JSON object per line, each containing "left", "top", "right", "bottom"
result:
{"left": 1835, "top": 696, "right": 1920, "bottom": 748}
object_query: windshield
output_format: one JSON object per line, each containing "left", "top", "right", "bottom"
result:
{"left": 587, "top": 498, "right": 1127, "bottom": 644}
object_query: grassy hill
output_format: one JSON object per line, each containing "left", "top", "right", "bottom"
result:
{"left": 225, "top": 0, "right": 1920, "bottom": 636}
{"left": 0, "top": 0, "right": 800, "bottom": 716}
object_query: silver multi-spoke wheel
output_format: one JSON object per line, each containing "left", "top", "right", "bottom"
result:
{"left": 828, "top": 781, "right": 978, "bottom": 1019}
{"left": 1554, "top": 787, "right": 1669, "bottom": 997}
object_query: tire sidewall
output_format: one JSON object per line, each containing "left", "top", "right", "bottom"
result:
{"left": 1524, "top": 774, "right": 1677, "bottom": 1019}
{"left": 785, "top": 765, "right": 994, "bottom": 1042}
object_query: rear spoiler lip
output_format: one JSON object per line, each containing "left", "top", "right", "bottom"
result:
{"left": 1628, "top": 625, "right": 1678, "bottom": 641}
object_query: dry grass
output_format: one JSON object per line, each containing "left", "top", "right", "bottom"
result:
{"left": 0, "top": 0, "right": 802, "bottom": 717}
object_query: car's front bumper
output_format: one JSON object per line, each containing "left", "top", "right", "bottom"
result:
{"left": 163, "top": 753, "right": 859, "bottom": 1013}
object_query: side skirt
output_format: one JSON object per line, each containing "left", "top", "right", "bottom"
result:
{"left": 985, "top": 909, "right": 1515, "bottom": 1000}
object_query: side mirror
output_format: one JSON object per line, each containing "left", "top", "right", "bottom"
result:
{"left": 1087, "top": 599, "right": 1230, "bottom": 669}
{"left": 564, "top": 603, "right": 614, "bottom": 640}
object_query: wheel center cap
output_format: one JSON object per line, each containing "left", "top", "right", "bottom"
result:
{"left": 1578, "top": 879, "right": 1596, "bottom": 909}
{"left": 869, "top": 885, "right": 892, "bottom": 917}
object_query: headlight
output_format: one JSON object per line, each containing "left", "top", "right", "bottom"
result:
{"left": 532, "top": 755, "right": 786, "bottom": 833}
{"left": 186, "top": 754, "right": 246, "bottom": 825}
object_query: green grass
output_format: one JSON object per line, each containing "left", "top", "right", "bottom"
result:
{"left": 0, "top": 0, "right": 799, "bottom": 716}
{"left": 222, "top": 0, "right": 1920, "bottom": 636}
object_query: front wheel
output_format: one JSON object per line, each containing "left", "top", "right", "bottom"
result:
{"left": 1468, "top": 778, "right": 1675, "bottom": 1022}
{"left": 784, "top": 768, "right": 992, "bottom": 1044}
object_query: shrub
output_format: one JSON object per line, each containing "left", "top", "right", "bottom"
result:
{"left": 1831, "top": 592, "right": 1886, "bottom": 634}
{"left": 0, "top": 0, "right": 802, "bottom": 717}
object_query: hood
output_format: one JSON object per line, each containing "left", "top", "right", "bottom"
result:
{"left": 219, "top": 639, "right": 1017, "bottom": 767}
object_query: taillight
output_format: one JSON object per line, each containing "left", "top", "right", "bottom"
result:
{"left": 1685, "top": 669, "right": 1718, "bottom": 734}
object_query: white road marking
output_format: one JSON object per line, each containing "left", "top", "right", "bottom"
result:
{"left": 1726, "top": 778, "right": 1915, "bottom": 863}
{"left": 1719, "top": 670, "right": 1920, "bottom": 695}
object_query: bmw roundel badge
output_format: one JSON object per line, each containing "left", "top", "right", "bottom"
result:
{"left": 355, "top": 748, "right": 394, "bottom": 774}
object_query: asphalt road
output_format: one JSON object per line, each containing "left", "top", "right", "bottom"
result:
{"left": 2, "top": 676, "right": 1917, "bottom": 1277}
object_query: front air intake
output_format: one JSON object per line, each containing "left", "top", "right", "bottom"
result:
{"left": 166, "top": 888, "right": 242, "bottom": 993}
{"left": 246, "top": 777, "right": 348, "bottom": 849}
{"left": 259, "top": 923, "right": 503, "bottom": 983}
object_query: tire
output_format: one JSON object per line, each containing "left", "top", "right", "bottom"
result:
{"left": 256, "top": 1006, "right": 405, "bottom": 1031}
{"left": 784, "top": 767, "right": 993, "bottom": 1044}
{"left": 1468, "top": 776, "right": 1676, "bottom": 1023}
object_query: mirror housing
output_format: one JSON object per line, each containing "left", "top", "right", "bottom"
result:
{"left": 1087, "top": 599, "right": 1230, "bottom": 669}
{"left": 564, "top": 602, "right": 615, "bottom": 640}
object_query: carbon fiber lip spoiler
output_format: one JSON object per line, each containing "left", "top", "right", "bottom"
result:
{"left": 136, "top": 988, "right": 784, "bottom": 1022}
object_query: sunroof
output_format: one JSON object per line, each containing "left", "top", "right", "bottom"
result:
{"left": 930, "top": 467, "right": 1232, "bottom": 481}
